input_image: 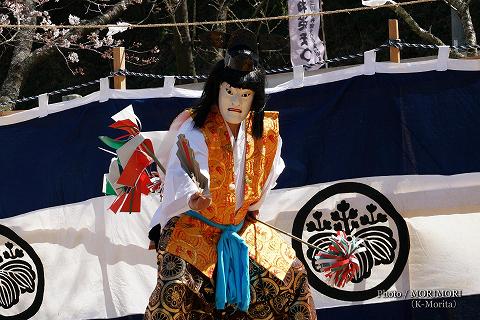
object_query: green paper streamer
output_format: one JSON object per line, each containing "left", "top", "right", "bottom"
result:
{"left": 105, "top": 180, "right": 117, "bottom": 196}
{"left": 99, "top": 136, "right": 126, "bottom": 150}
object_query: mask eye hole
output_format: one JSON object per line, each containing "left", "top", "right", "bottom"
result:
{"left": 241, "top": 93, "right": 251, "bottom": 98}
{"left": 225, "top": 88, "right": 233, "bottom": 95}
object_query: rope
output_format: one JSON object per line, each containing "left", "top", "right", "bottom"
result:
{"left": 0, "top": 78, "right": 102, "bottom": 107}
{"left": 0, "top": 0, "right": 438, "bottom": 30}
{"left": 117, "top": 70, "right": 208, "bottom": 80}
{"left": 0, "top": 39, "right": 477, "bottom": 109}
{"left": 388, "top": 39, "right": 480, "bottom": 51}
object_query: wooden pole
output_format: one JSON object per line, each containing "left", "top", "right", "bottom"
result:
{"left": 252, "top": 218, "right": 326, "bottom": 253}
{"left": 113, "top": 47, "right": 126, "bottom": 89}
{"left": 388, "top": 19, "right": 400, "bottom": 63}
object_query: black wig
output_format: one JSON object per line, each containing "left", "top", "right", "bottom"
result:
{"left": 191, "top": 59, "right": 266, "bottom": 139}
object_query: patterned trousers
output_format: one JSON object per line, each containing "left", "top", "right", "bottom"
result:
{"left": 144, "top": 217, "right": 317, "bottom": 320}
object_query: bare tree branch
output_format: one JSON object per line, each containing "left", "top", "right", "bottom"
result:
{"left": 0, "top": 0, "right": 35, "bottom": 111}
{"left": 246, "top": 0, "right": 268, "bottom": 35}
{"left": 163, "top": 0, "right": 196, "bottom": 77}
{"left": 33, "top": 0, "right": 136, "bottom": 62}
{"left": 391, "top": 6, "right": 445, "bottom": 45}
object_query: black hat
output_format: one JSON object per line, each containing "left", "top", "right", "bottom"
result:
{"left": 225, "top": 29, "right": 259, "bottom": 72}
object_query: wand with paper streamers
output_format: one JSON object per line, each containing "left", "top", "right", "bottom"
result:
{"left": 99, "top": 105, "right": 164, "bottom": 213}
{"left": 315, "top": 231, "right": 366, "bottom": 288}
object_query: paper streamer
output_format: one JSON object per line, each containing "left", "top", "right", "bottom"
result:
{"left": 99, "top": 105, "right": 163, "bottom": 213}
{"left": 315, "top": 231, "right": 366, "bottom": 288}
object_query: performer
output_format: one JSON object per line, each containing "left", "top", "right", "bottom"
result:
{"left": 145, "top": 29, "right": 316, "bottom": 320}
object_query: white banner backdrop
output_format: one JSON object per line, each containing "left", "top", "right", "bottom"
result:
{"left": 260, "top": 173, "right": 480, "bottom": 309}
{"left": 2, "top": 57, "right": 480, "bottom": 318}
{"left": 2, "top": 170, "right": 480, "bottom": 318}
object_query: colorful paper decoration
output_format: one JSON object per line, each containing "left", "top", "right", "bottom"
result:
{"left": 100, "top": 105, "right": 163, "bottom": 213}
{"left": 315, "top": 231, "right": 366, "bottom": 288}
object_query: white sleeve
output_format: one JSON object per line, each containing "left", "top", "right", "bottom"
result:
{"left": 248, "top": 135, "right": 285, "bottom": 212}
{"left": 150, "top": 118, "right": 209, "bottom": 228}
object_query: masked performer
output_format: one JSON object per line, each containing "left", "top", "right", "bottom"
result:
{"left": 145, "top": 29, "right": 317, "bottom": 320}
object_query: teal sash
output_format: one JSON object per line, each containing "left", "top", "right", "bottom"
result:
{"left": 186, "top": 210, "right": 250, "bottom": 311}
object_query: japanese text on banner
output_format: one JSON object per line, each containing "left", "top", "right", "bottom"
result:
{"left": 288, "top": 0, "right": 325, "bottom": 70}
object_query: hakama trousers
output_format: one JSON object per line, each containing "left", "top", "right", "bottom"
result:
{"left": 144, "top": 217, "right": 317, "bottom": 320}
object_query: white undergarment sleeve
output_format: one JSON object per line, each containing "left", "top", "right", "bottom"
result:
{"left": 150, "top": 118, "right": 209, "bottom": 228}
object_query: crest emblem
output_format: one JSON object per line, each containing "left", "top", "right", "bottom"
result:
{"left": 0, "top": 225, "right": 44, "bottom": 319}
{"left": 292, "top": 182, "right": 410, "bottom": 301}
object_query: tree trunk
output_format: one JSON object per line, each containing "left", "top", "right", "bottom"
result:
{"left": 172, "top": 0, "right": 196, "bottom": 78}
{"left": 446, "top": 0, "right": 477, "bottom": 54}
{"left": 0, "top": 0, "right": 35, "bottom": 111}
{"left": 457, "top": 6, "right": 477, "bottom": 54}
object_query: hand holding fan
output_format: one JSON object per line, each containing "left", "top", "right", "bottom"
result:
{"left": 176, "top": 134, "right": 210, "bottom": 197}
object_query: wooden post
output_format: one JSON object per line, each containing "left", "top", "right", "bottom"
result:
{"left": 113, "top": 47, "right": 126, "bottom": 89}
{"left": 389, "top": 19, "right": 400, "bottom": 63}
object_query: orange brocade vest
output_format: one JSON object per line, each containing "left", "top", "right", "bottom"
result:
{"left": 165, "top": 109, "right": 296, "bottom": 280}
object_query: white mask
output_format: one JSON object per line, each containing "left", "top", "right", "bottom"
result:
{"left": 218, "top": 82, "right": 254, "bottom": 125}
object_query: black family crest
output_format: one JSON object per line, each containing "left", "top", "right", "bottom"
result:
{"left": 0, "top": 225, "right": 44, "bottom": 320}
{"left": 292, "top": 182, "right": 410, "bottom": 301}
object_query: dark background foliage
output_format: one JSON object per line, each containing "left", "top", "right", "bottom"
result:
{"left": 0, "top": 0, "right": 478, "bottom": 109}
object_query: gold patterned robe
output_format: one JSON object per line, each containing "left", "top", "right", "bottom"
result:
{"left": 165, "top": 108, "right": 296, "bottom": 280}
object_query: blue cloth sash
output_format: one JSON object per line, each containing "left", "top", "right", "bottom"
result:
{"left": 185, "top": 210, "right": 250, "bottom": 311}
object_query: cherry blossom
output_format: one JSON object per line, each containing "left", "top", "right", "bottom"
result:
{"left": 67, "top": 52, "right": 79, "bottom": 63}
{"left": 68, "top": 14, "right": 80, "bottom": 26}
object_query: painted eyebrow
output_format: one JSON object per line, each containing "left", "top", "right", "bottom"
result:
{"left": 233, "top": 87, "right": 253, "bottom": 92}
{"left": 225, "top": 85, "right": 253, "bottom": 94}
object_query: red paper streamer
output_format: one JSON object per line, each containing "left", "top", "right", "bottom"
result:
{"left": 101, "top": 114, "right": 162, "bottom": 213}
{"left": 315, "top": 231, "right": 365, "bottom": 288}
